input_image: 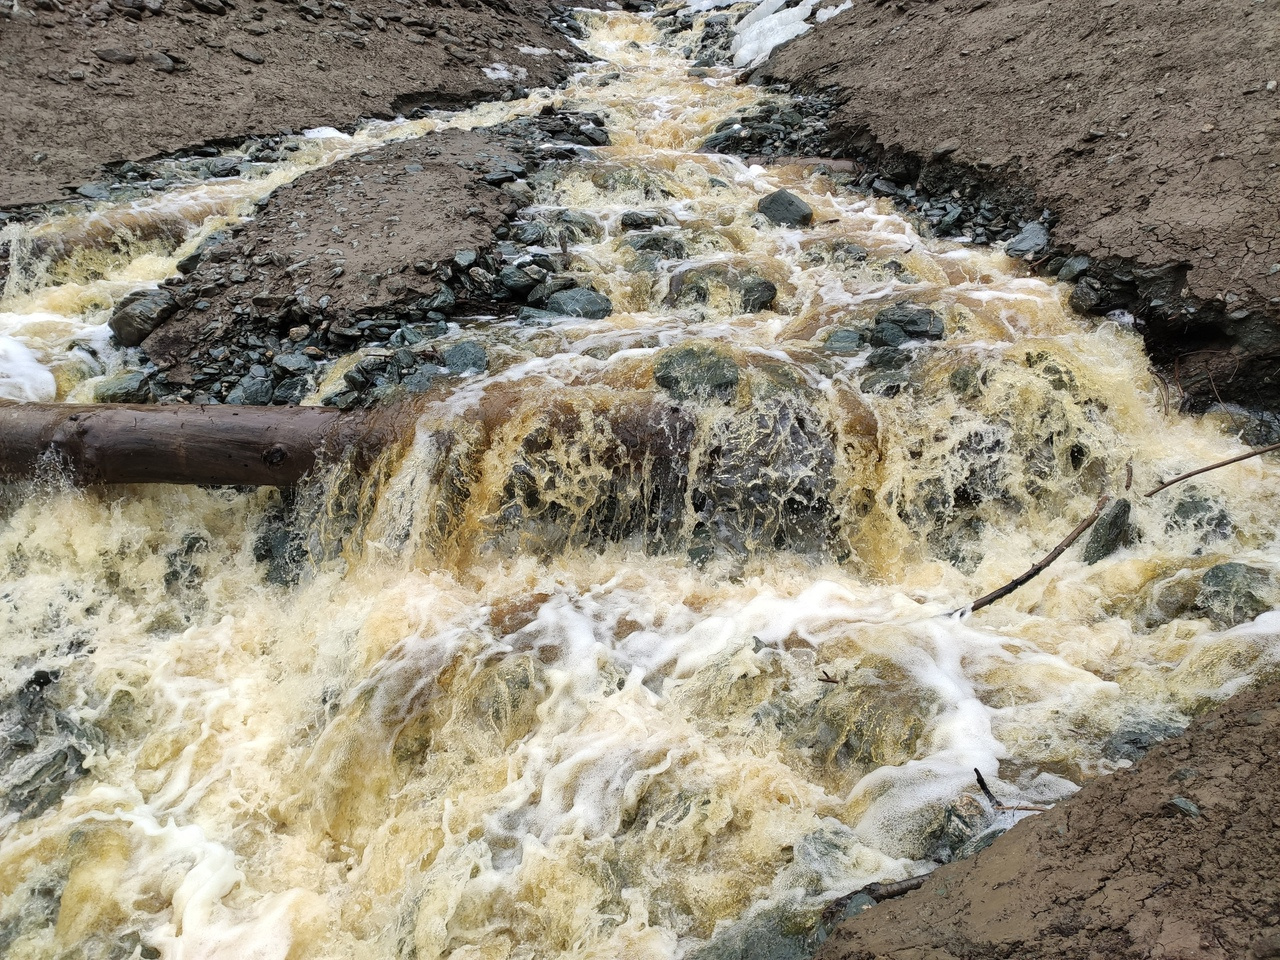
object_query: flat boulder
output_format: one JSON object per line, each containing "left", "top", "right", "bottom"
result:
{"left": 545, "top": 288, "right": 613, "bottom": 319}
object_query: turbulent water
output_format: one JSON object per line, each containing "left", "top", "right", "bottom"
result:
{"left": 3, "top": 8, "right": 1280, "bottom": 960}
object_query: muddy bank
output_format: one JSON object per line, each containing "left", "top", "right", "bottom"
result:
{"left": 755, "top": 0, "right": 1280, "bottom": 412}
{"left": 0, "top": 0, "right": 584, "bottom": 208}
{"left": 815, "top": 676, "right": 1280, "bottom": 960}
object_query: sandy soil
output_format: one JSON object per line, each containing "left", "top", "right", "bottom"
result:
{"left": 758, "top": 0, "right": 1280, "bottom": 410}
{"left": 816, "top": 677, "right": 1280, "bottom": 960}
{"left": 0, "top": 0, "right": 581, "bottom": 207}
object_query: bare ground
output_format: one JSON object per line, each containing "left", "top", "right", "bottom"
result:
{"left": 0, "top": 0, "right": 582, "bottom": 208}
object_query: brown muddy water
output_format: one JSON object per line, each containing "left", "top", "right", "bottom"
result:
{"left": 2, "top": 8, "right": 1279, "bottom": 960}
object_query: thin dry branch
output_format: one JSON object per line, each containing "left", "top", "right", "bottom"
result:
{"left": 953, "top": 496, "right": 1110, "bottom": 616}
{"left": 1143, "top": 440, "right": 1280, "bottom": 497}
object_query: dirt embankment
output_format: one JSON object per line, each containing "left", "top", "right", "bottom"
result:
{"left": 0, "top": 0, "right": 583, "bottom": 208}
{"left": 758, "top": 0, "right": 1280, "bottom": 412}
{"left": 818, "top": 678, "right": 1280, "bottom": 960}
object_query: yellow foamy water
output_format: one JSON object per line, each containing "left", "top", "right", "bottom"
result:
{"left": 2, "top": 8, "right": 1280, "bottom": 960}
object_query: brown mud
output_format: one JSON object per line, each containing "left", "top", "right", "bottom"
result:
{"left": 816, "top": 677, "right": 1280, "bottom": 960}
{"left": 0, "top": 0, "right": 581, "bottom": 207}
{"left": 757, "top": 0, "right": 1280, "bottom": 412}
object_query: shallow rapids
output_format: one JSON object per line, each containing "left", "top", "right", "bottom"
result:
{"left": 3, "top": 7, "right": 1280, "bottom": 960}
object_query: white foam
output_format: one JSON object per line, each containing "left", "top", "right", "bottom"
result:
{"left": 0, "top": 335, "right": 56, "bottom": 401}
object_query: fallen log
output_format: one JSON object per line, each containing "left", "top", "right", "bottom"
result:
{"left": 0, "top": 401, "right": 401, "bottom": 486}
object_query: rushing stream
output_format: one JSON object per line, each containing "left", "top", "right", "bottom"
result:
{"left": 4, "top": 7, "right": 1280, "bottom": 960}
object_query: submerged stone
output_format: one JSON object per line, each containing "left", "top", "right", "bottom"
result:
{"left": 757, "top": 188, "right": 813, "bottom": 228}
{"left": 1195, "top": 562, "right": 1271, "bottom": 627}
{"left": 654, "top": 343, "right": 739, "bottom": 403}
{"left": 620, "top": 232, "right": 687, "bottom": 260}
{"left": 739, "top": 276, "right": 777, "bottom": 312}
{"left": 823, "top": 328, "right": 867, "bottom": 355}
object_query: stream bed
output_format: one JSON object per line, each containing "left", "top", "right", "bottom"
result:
{"left": 2, "top": 7, "right": 1280, "bottom": 960}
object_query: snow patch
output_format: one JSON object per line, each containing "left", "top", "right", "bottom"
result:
{"left": 729, "top": 0, "right": 852, "bottom": 68}
{"left": 517, "top": 46, "right": 552, "bottom": 56}
{"left": 484, "top": 62, "right": 529, "bottom": 81}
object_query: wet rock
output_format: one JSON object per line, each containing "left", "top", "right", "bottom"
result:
{"left": 442, "top": 341, "right": 488, "bottom": 374}
{"left": 869, "top": 322, "right": 908, "bottom": 348}
{"left": 226, "top": 365, "right": 275, "bottom": 405}
{"left": 1004, "top": 221, "right": 1051, "bottom": 259}
{"left": 1103, "top": 716, "right": 1185, "bottom": 762}
{"left": 873, "top": 303, "right": 945, "bottom": 340}
{"left": 545, "top": 287, "right": 612, "bottom": 319}
{"left": 1170, "top": 493, "right": 1233, "bottom": 542}
{"left": 1081, "top": 497, "right": 1133, "bottom": 564}
{"left": 620, "top": 232, "right": 687, "bottom": 260}
{"left": 516, "top": 306, "right": 560, "bottom": 326}
{"left": 498, "top": 265, "right": 540, "bottom": 297}
{"left": 685, "top": 902, "right": 816, "bottom": 960}
{"left": 654, "top": 343, "right": 739, "bottom": 403}
{"left": 620, "top": 210, "right": 668, "bottom": 231}
{"left": 93, "top": 370, "right": 151, "bottom": 403}
{"left": 1195, "top": 562, "right": 1271, "bottom": 627}
{"left": 75, "top": 182, "right": 112, "bottom": 200}
{"left": 757, "top": 188, "right": 813, "bottom": 228}
{"left": 1057, "top": 254, "right": 1091, "bottom": 281}
{"left": 109, "top": 288, "right": 178, "bottom": 346}
{"left": 823, "top": 328, "right": 867, "bottom": 355}
{"left": 0, "top": 671, "right": 99, "bottom": 821}
{"left": 514, "top": 221, "right": 548, "bottom": 246}
{"left": 739, "top": 276, "right": 777, "bottom": 313}
{"left": 272, "top": 352, "right": 316, "bottom": 377}
{"left": 865, "top": 346, "right": 910, "bottom": 372}
{"left": 272, "top": 375, "right": 309, "bottom": 404}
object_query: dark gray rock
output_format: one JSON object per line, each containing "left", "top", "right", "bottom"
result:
{"left": 823, "top": 328, "right": 866, "bottom": 355}
{"left": 401, "top": 366, "right": 440, "bottom": 393}
{"left": 517, "top": 306, "right": 561, "bottom": 326}
{"left": 1005, "top": 221, "right": 1051, "bottom": 259}
{"left": 93, "top": 47, "right": 136, "bottom": 64}
{"left": 545, "top": 288, "right": 613, "bottom": 319}
{"left": 272, "top": 376, "right": 309, "bottom": 404}
{"left": 620, "top": 210, "right": 667, "bottom": 231}
{"left": 498, "top": 265, "right": 539, "bottom": 297}
{"left": 620, "top": 232, "right": 687, "bottom": 260}
{"left": 739, "top": 277, "right": 777, "bottom": 313}
{"left": 272, "top": 352, "right": 316, "bottom": 376}
{"left": 109, "top": 288, "right": 178, "bottom": 346}
{"left": 231, "top": 44, "right": 265, "bottom": 64}
{"left": 227, "top": 367, "right": 275, "bottom": 405}
{"left": 76, "top": 182, "right": 112, "bottom": 200}
{"left": 757, "top": 188, "right": 813, "bottom": 228}
{"left": 1195, "top": 562, "right": 1271, "bottom": 627}
{"left": 1057, "top": 254, "right": 1091, "bottom": 281}
{"left": 514, "top": 222, "right": 548, "bottom": 245}
{"left": 654, "top": 343, "right": 739, "bottom": 403}
{"left": 93, "top": 370, "right": 151, "bottom": 403}
{"left": 443, "top": 341, "right": 488, "bottom": 374}
{"left": 1082, "top": 497, "right": 1133, "bottom": 564}
{"left": 874, "top": 303, "right": 945, "bottom": 340}
{"left": 869, "top": 322, "right": 908, "bottom": 348}
{"left": 865, "top": 346, "right": 910, "bottom": 371}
